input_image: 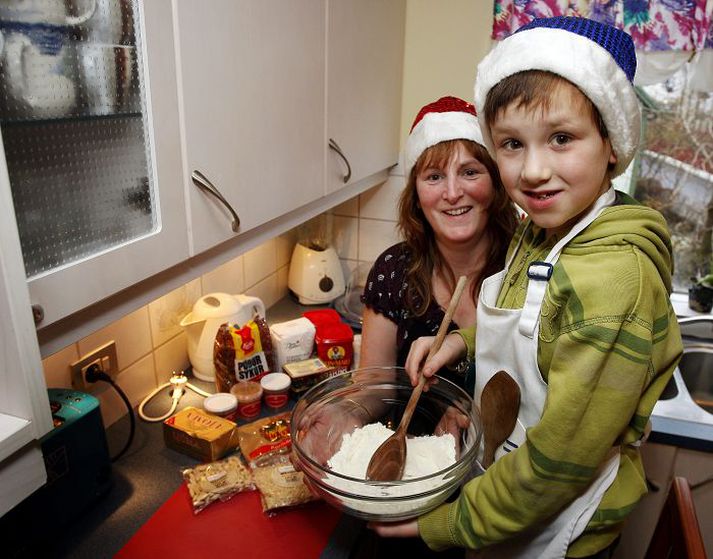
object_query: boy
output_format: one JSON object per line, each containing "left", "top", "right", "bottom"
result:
{"left": 379, "top": 16, "right": 683, "bottom": 558}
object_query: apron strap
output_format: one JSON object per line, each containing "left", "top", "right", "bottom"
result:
{"left": 518, "top": 188, "right": 616, "bottom": 338}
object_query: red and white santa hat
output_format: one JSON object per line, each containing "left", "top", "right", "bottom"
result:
{"left": 404, "top": 96, "right": 484, "bottom": 176}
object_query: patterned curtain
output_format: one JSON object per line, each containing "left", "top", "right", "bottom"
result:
{"left": 492, "top": 1, "right": 713, "bottom": 51}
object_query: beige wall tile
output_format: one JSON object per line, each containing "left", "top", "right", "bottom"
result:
{"left": 359, "top": 176, "right": 404, "bottom": 220}
{"left": 332, "top": 196, "right": 359, "bottom": 217}
{"left": 358, "top": 218, "right": 401, "bottom": 262}
{"left": 276, "top": 229, "right": 298, "bottom": 269}
{"left": 42, "top": 344, "right": 79, "bottom": 388}
{"left": 277, "top": 265, "right": 289, "bottom": 301}
{"left": 244, "top": 239, "right": 277, "bottom": 287}
{"left": 148, "top": 278, "right": 201, "bottom": 348}
{"left": 78, "top": 306, "right": 152, "bottom": 371}
{"left": 153, "top": 332, "right": 190, "bottom": 385}
{"left": 95, "top": 355, "right": 157, "bottom": 427}
{"left": 245, "top": 272, "right": 279, "bottom": 310}
{"left": 201, "top": 255, "right": 244, "bottom": 295}
{"left": 333, "top": 215, "right": 358, "bottom": 260}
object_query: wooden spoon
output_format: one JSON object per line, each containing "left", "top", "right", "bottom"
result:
{"left": 480, "top": 370, "right": 520, "bottom": 469}
{"left": 365, "top": 275, "right": 468, "bottom": 481}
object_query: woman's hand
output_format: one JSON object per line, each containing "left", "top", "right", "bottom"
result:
{"left": 404, "top": 332, "right": 467, "bottom": 386}
{"left": 367, "top": 518, "right": 420, "bottom": 538}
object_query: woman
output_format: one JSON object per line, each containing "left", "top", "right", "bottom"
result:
{"left": 360, "top": 96, "right": 518, "bottom": 394}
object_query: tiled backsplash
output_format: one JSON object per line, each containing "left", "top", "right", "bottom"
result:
{"left": 41, "top": 178, "right": 403, "bottom": 428}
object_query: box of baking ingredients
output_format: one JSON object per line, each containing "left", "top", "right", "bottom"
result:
{"left": 315, "top": 321, "right": 353, "bottom": 374}
{"left": 163, "top": 406, "right": 239, "bottom": 461}
{"left": 283, "top": 357, "right": 336, "bottom": 394}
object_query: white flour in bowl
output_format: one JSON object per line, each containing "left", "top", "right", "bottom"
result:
{"left": 328, "top": 422, "right": 456, "bottom": 479}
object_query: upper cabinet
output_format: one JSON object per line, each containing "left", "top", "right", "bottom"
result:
{"left": 0, "top": 0, "right": 189, "bottom": 329}
{"left": 1, "top": 0, "right": 405, "bottom": 329}
{"left": 173, "top": 0, "right": 326, "bottom": 256}
{"left": 326, "top": 0, "right": 405, "bottom": 193}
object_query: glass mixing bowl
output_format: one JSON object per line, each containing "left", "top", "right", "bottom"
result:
{"left": 291, "top": 366, "right": 482, "bottom": 522}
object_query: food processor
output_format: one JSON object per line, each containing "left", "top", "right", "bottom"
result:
{"left": 288, "top": 215, "right": 345, "bottom": 305}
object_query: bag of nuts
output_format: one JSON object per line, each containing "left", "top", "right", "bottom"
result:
{"left": 181, "top": 454, "right": 255, "bottom": 514}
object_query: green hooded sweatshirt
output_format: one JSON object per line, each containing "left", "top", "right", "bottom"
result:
{"left": 418, "top": 192, "right": 683, "bottom": 557}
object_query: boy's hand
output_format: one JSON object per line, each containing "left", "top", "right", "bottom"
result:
{"left": 367, "top": 518, "right": 420, "bottom": 538}
{"left": 404, "top": 333, "right": 467, "bottom": 387}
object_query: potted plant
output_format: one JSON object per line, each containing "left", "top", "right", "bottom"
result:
{"left": 688, "top": 273, "right": 713, "bottom": 313}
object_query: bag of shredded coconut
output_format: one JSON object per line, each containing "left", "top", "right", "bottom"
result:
{"left": 251, "top": 455, "right": 316, "bottom": 513}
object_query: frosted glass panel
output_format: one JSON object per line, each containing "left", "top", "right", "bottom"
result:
{"left": 0, "top": 0, "right": 155, "bottom": 278}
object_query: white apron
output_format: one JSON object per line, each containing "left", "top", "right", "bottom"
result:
{"left": 470, "top": 188, "right": 620, "bottom": 559}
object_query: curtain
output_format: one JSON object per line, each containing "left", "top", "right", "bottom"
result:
{"left": 492, "top": 1, "right": 713, "bottom": 52}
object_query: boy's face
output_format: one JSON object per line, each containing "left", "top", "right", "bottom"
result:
{"left": 489, "top": 82, "right": 617, "bottom": 239}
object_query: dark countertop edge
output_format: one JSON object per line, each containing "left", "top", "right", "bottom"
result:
{"left": 649, "top": 414, "right": 713, "bottom": 453}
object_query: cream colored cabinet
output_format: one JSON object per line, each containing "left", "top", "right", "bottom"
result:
{"left": 0, "top": 146, "right": 53, "bottom": 515}
{"left": 176, "top": 0, "right": 406, "bottom": 255}
{"left": 326, "top": 0, "right": 405, "bottom": 192}
{"left": 1, "top": 1, "right": 189, "bottom": 330}
{"left": 174, "top": 0, "right": 326, "bottom": 256}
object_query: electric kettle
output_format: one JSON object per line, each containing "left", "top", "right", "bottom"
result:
{"left": 180, "top": 293, "right": 265, "bottom": 381}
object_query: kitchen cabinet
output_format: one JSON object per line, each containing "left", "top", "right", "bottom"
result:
{"left": 3, "top": 0, "right": 405, "bottom": 337}
{"left": 0, "top": 156, "right": 53, "bottom": 515}
{"left": 175, "top": 0, "right": 405, "bottom": 255}
{"left": 174, "top": 0, "right": 326, "bottom": 256}
{"left": 1, "top": 0, "right": 189, "bottom": 329}
{"left": 326, "top": 0, "right": 405, "bottom": 192}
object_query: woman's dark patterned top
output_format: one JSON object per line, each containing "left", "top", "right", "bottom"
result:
{"left": 361, "top": 242, "right": 472, "bottom": 392}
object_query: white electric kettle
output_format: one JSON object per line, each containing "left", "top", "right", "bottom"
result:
{"left": 180, "top": 293, "right": 265, "bottom": 382}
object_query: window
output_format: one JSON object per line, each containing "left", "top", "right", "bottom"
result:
{"left": 631, "top": 65, "right": 713, "bottom": 293}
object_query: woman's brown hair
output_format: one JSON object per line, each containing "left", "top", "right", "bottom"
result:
{"left": 398, "top": 139, "right": 518, "bottom": 316}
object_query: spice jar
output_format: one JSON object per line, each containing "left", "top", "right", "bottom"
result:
{"left": 230, "top": 381, "right": 263, "bottom": 419}
{"left": 260, "top": 372, "right": 291, "bottom": 410}
{"left": 203, "top": 393, "right": 239, "bottom": 422}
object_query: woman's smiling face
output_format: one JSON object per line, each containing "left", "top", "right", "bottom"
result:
{"left": 490, "top": 81, "right": 616, "bottom": 239}
{"left": 415, "top": 141, "right": 494, "bottom": 249}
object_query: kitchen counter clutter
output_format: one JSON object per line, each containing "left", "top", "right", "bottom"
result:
{"left": 11, "top": 296, "right": 360, "bottom": 559}
{"left": 6, "top": 296, "right": 712, "bottom": 559}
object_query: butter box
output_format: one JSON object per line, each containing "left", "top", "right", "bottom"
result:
{"left": 163, "top": 406, "right": 239, "bottom": 462}
{"left": 283, "top": 357, "right": 336, "bottom": 394}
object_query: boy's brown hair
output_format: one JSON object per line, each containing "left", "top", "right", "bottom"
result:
{"left": 482, "top": 70, "right": 608, "bottom": 140}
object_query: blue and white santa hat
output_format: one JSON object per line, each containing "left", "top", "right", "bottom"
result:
{"left": 404, "top": 96, "right": 484, "bottom": 176}
{"left": 474, "top": 16, "right": 640, "bottom": 177}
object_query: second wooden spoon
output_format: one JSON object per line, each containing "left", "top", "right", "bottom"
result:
{"left": 365, "top": 275, "right": 468, "bottom": 481}
{"left": 480, "top": 370, "right": 520, "bottom": 469}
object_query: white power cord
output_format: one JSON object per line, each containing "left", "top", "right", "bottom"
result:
{"left": 138, "top": 370, "right": 213, "bottom": 422}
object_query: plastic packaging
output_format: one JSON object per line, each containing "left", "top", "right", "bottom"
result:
{"left": 182, "top": 455, "right": 254, "bottom": 514}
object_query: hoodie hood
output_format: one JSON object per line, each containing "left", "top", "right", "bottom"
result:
{"left": 565, "top": 191, "right": 674, "bottom": 293}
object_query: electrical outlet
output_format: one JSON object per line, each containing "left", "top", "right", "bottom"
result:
{"left": 70, "top": 341, "right": 118, "bottom": 392}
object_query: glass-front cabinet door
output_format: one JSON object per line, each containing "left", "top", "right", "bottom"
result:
{"left": 0, "top": 0, "right": 188, "bottom": 329}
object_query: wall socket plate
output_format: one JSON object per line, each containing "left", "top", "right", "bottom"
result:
{"left": 70, "top": 341, "right": 118, "bottom": 392}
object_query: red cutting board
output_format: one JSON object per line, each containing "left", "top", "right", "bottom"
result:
{"left": 116, "top": 484, "right": 342, "bottom": 558}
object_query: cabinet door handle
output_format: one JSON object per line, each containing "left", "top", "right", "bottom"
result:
{"left": 191, "top": 170, "right": 241, "bottom": 232}
{"left": 329, "top": 138, "right": 352, "bottom": 184}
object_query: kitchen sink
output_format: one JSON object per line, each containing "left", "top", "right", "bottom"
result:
{"left": 650, "top": 316, "right": 713, "bottom": 449}
{"left": 677, "top": 348, "right": 713, "bottom": 414}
